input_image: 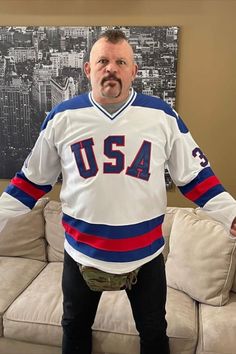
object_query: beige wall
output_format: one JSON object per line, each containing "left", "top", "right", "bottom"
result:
{"left": 0, "top": 0, "right": 235, "bottom": 207}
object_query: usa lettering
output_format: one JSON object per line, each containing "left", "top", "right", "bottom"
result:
{"left": 71, "top": 136, "right": 151, "bottom": 181}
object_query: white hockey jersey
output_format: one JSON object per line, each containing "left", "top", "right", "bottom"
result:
{"left": 1, "top": 89, "right": 236, "bottom": 273}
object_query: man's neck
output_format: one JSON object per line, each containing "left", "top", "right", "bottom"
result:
{"left": 92, "top": 89, "right": 133, "bottom": 114}
{"left": 101, "top": 100, "right": 128, "bottom": 114}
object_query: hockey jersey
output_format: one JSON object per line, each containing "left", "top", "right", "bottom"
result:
{"left": 1, "top": 89, "right": 236, "bottom": 273}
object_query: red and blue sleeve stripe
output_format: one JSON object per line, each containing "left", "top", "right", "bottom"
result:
{"left": 5, "top": 171, "right": 52, "bottom": 209}
{"left": 178, "top": 167, "right": 225, "bottom": 207}
{"left": 62, "top": 213, "right": 165, "bottom": 262}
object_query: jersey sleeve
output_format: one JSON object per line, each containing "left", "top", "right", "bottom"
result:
{"left": 166, "top": 109, "right": 236, "bottom": 233}
{"left": 0, "top": 109, "right": 61, "bottom": 233}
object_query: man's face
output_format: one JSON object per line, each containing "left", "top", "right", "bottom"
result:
{"left": 84, "top": 38, "right": 138, "bottom": 104}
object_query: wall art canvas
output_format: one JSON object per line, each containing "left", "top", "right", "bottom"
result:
{"left": 0, "top": 26, "right": 179, "bottom": 188}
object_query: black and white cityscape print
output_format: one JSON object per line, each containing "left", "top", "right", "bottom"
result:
{"left": 0, "top": 26, "right": 179, "bottom": 186}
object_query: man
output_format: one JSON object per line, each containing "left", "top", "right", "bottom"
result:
{"left": 0, "top": 29, "right": 236, "bottom": 354}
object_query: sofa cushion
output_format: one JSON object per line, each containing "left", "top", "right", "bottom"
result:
{"left": 4, "top": 263, "right": 138, "bottom": 352}
{"left": 0, "top": 257, "right": 46, "bottom": 337}
{"left": 93, "top": 286, "right": 198, "bottom": 354}
{"left": 4, "top": 263, "right": 138, "bottom": 351}
{"left": 93, "top": 290, "right": 139, "bottom": 354}
{"left": 3, "top": 260, "right": 198, "bottom": 354}
{"left": 0, "top": 338, "right": 61, "bottom": 354}
{"left": 3, "top": 262, "right": 63, "bottom": 346}
{"left": 167, "top": 287, "right": 198, "bottom": 354}
{"left": 93, "top": 288, "right": 198, "bottom": 354}
{"left": 44, "top": 201, "right": 64, "bottom": 262}
{"left": 0, "top": 198, "right": 49, "bottom": 261}
{"left": 166, "top": 209, "right": 236, "bottom": 306}
{"left": 196, "top": 292, "right": 236, "bottom": 354}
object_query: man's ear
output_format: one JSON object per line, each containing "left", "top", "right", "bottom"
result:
{"left": 132, "top": 63, "right": 138, "bottom": 81}
{"left": 84, "top": 62, "right": 91, "bottom": 79}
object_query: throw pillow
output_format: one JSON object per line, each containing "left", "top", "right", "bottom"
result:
{"left": 166, "top": 209, "right": 236, "bottom": 306}
{"left": 0, "top": 198, "right": 49, "bottom": 261}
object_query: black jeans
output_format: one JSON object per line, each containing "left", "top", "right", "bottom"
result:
{"left": 61, "top": 251, "right": 170, "bottom": 354}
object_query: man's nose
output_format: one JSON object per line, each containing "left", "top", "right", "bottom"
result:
{"left": 105, "top": 62, "right": 118, "bottom": 73}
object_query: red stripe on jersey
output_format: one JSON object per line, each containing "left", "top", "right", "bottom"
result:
{"left": 62, "top": 221, "right": 162, "bottom": 252}
{"left": 185, "top": 175, "right": 221, "bottom": 201}
{"left": 11, "top": 177, "right": 46, "bottom": 200}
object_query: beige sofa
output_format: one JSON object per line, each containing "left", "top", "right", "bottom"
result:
{"left": 0, "top": 198, "right": 236, "bottom": 354}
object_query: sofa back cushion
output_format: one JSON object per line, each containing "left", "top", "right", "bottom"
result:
{"left": 166, "top": 209, "right": 236, "bottom": 306}
{"left": 162, "top": 207, "right": 194, "bottom": 261}
{"left": 44, "top": 201, "right": 64, "bottom": 262}
{"left": 0, "top": 198, "right": 48, "bottom": 261}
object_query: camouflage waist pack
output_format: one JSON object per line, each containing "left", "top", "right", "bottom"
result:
{"left": 78, "top": 264, "right": 140, "bottom": 291}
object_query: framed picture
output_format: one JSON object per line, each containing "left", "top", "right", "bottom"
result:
{"left": 0, "top": 25, "right": 179, "bottom": 189}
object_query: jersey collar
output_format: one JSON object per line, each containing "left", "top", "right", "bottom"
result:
{"left": 89, "top": 88, "right": 137, "bottom": 120}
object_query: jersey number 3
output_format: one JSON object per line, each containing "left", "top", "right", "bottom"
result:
{"left": 71, "top": 136, "right": 151, "bottom": 181}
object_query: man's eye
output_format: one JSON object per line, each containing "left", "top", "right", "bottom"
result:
{"left": 98, "top": 59, "right": 108, "bottom": 64}
{"left": 118, "top": 60, "right": 126, "bottom": 65}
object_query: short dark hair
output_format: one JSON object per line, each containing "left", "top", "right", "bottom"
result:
{"left": 99, "top": 29, "right": 128, "bottom": 43}
{"left": 84, "top": 29, "right": 130, "bottom": 63}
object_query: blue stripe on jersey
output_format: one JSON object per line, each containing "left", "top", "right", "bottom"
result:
{"left": 178, "top": 166, "right": 225, "bottom": 207}
{"left": 41, "top": 93, "right": 92, "bottom": 131}
{"left": 179, "top": 167, "right": 215, "bottom": 194}
{"left": 65, "top": 232, "right": 165, "bottom": 262}
{"left": 179, "top": 167, "right": 214, "bottom": 194}
{"left": 5, "top": 184, "right": 37, "bottom": 209}
{"left": 15, "top": 171, "right": 52, "bottom": 193}
{"left": 62, "top": 213, "right": 164, "bottom": 239}
{"left": 194, "top": 185, "right": 225, "bottom": 207}
{"left": 132, "top": 93, "right": 189, "bottom": 133}
{"left": 5, "top": 171, "right": 52, "bottom": 209}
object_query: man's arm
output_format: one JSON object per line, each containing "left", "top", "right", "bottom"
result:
{"left": 0, "top": 107, "right": 61, "bottom": 232}
{"left": 165, "top": 107, "right": 236, "bottom": 234}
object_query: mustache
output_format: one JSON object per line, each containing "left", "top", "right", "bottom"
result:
{"left": 101, "top": 75, "right": 122, "bottom": 85}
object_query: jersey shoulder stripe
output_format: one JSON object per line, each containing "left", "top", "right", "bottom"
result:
{"left": 132, "top": 93, "right": 188, "bottom": 134}
{"left": 41, "top": 93, "right": 92, "bottom": 131}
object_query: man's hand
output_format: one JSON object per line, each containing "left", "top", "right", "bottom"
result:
{"left": 230, "top": 217, "right": 236, "bottom": 237}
